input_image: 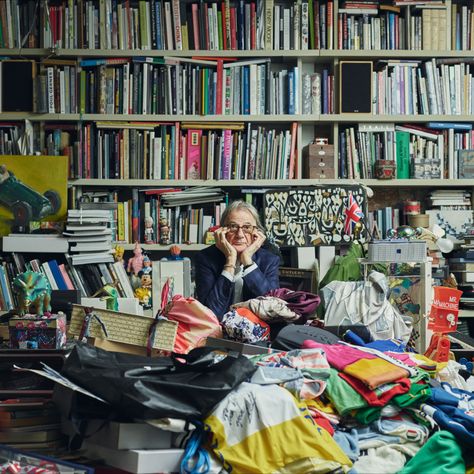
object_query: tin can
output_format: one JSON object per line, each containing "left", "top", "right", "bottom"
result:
{"left": 404, "top": 200, "right": 421, "bottom": 215}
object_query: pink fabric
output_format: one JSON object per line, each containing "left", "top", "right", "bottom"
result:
{"left": 164, "top": 295, "right": 222, "bottom": 354}
{"left": 302, "top": 340, "right": 378, "bottom": 370}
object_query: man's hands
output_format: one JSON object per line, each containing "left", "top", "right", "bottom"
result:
{"left": 214, "top": 227, "right": 237, "bottom": 265}
{"left": 240, "top": 229, "right": 266, "bottom": 266}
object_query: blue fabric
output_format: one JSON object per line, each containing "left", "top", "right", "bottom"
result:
{"left": 333, "top": 429, "right": 360, "bottom": 461}
{"left": 194, "top": 245, "right": 280, "bottom": 318}
{"left": 364, "top": 339, "right": 406, "bottom": 352}
{"left": 422, "top": 403, "right": 474, "bottom": 446}
{"left": 429, "top": 387, "right": 468, "bottom": 408}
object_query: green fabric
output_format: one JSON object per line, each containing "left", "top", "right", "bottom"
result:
{"left": 398, "top": 431, "right": 465, "bottom": 474}
{"left": 354, "top": 406, "right": 382, "bottom": 425}
{"left": 319, "top": 242, "right": 365, "bottom": 289}
{"left": 324, "top": 368, "right": 367, "bottom": 416}
{"left": 393, "top": 383, "right": 432, "bottom": 408}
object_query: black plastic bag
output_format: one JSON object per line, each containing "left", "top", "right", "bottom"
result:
{"left": 61, "top": 343, "right": 256, "bottom": 421}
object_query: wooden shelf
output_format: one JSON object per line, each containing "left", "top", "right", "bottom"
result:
{"left": 120, "top": 243, "right": 208, "bottom": 251}
{"left": 3, "top": 48, "right": 474, "bottom": 60}
{"left": 69, "top": 178, "right": 474, "bottom": 187}
{"left": 459, "top": 309, "right": 474, "bottom": 319}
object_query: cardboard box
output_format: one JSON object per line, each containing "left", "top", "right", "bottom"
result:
{"left": 9, "top": 314, "right": 67, "bottom": 349}
{"left": 89, "top": 337, "right": 161, "bottom": 357}
{"left": 83, "top": 443, "right": 184, "bottom": 474}
{"left": 304, "top": 144, "right": 335, "bottom": 179}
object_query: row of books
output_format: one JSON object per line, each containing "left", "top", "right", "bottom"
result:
{"left": 372, "top": 60, "right": 474, "bottom": 116}
{"left": 32, "top": 58, "right": 303, "bottom": 116}
{"left": 367, "top": 206, "right": 401, "bottom": 240}
{"left": 12, "top": 56, "right": 474, "bottom": 117}
{"left": 338, "top": 122, "right": 474, "bottom": 180}
{"left": 8, "top": 251, "right": 134, "bottom": 301}
{"left": 47, "top": 121, "right": 299, "bottom": 181}
{"left": 337, "top": 4, "right": 448, "bottom": 51}
{"left": 4, "top": 0, "right": 474, "bottom": 52}
{"left": 78, "top": 188, "right": 228, "bottom": 245}
{"left": 1, "top": 0, "right": 334, "bottom": 51}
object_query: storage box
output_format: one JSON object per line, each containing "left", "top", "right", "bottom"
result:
{"left": 367, "top": 240, "right": 427, "bottom": 263}
{"left": 83, "top": 443, "right": 184, "bottom": 474}
{"left": 62, "top": 420, "right": 174, "bottom": 450}
{"left": 304, "top": 144, "right": 335, "bottom": 179}
{"left": 9, "top": 314, "right": 67, "bottom": 349}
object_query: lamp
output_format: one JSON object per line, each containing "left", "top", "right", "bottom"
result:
{"left": 415, "top": 224, "right": 454, "bottom": 253}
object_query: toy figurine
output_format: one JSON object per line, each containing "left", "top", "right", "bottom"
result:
{"left": 93, "top": 282, "right": 119, "bottom": 312}
{"left": 127, "top": 242, "right": 145, "bottom": 289}
{"left": 134, "top": 270, "right": 152, "bottom": 309}
{"left": 114, "top": 245, "right": 125, "bottom": 263}
{"left": 142, "top": 255, "right": 152, "bottom": 274}
{"left": 12, "top": 271, "right": 52, "bottom": 316}
{"left": 169, "top": 244, "right": 183, "bottom": 260}
{"left": 144, "top": 216, "right": 155, "bottom": 244}
{"left": 159, "top": 218, "right": 171, "bottom": 245}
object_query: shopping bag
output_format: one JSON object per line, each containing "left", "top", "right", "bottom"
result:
{"left": 61, "top": 343, "right": 255, "bottom": 421}
{"left": 163, "top": 294, "right": 223, "bottom": 354}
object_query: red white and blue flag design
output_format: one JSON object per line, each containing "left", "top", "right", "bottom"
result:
{"left": 344, "top": 193, "right": 364, "bottom": 235}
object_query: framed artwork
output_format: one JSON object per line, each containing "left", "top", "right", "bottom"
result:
{"left": 0, "top": 155, "right": 68, "bottom": 236}
{"left": 426, "top": 209, "right": 473, "bottom": 240}
{"left": 264, "top": 185, "right": 368, "bottom": 247}
{"left": 458, "top": 150, "right": 474, "bottom": 179}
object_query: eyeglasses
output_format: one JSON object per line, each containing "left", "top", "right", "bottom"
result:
{"left": 227, "top": 223, "right": 257, "bottom": 234}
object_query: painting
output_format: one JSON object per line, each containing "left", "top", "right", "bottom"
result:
{"left": 264, "top": 185, "right": 368, "bottom": 246}
{"left": 0, "top": 155, "right": 68, "bottom": 236}
{"left": 458, "top": 150, "right": 474, "bottom": 179}
{"left": 426, "top": 209, "right": 473, "bottom": 241}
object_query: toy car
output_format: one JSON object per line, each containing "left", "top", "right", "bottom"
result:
{"left": 0, "top": 168, "right": 61, "bottom": 226}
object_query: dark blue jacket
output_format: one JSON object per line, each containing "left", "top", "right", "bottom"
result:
{"left": 194, "top": 245, "right": 280, "bottom": 319}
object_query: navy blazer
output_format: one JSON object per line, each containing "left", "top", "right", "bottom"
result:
{"left": 194, "top": 245, "right": 280, "bottom": 319}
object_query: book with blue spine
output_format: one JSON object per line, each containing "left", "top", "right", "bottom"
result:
{"left": 427, "top": 122, "right": 473, "bottom": 131}
{"left": 46, "top": 260, "right": 68, "bottom": 291}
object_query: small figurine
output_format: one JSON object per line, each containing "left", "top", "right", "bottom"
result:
{"left": 12, "top": 271, "right": 51, "bottom": 316}
{"left": 127, "top": 242, "right": 145, "bottom": 289}
{"left": 93, "top": 282, "right": 119, "bottom": 312}
{"left": 134, "top": 270, "right": 152, "bottom": 309}
{"left": 169, "top": 244, "right": 183, "bottom": 260}
{"left": 159, "top": 217, "right": 171, "bottom": 245}
{"left": 114, "top": 245, "right": 125, "bottom": 263}
{"left": 142, "top": 255, "right": 152, "bottom": 274}
{"left": 144, "top": 216, "right": 155, "bottom": 244}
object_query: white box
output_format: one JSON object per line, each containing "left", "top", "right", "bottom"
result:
{"left": 367, "top": 240, "right": 427, "bottom": 263}
{"left": 86, "top": 421, "right": 174, "bottom": 450}
{"left": 83, "top": 443, "right": 184, "bottom": 474}
{"left": 61, "top": 420, "right": 174, "bottom": 450}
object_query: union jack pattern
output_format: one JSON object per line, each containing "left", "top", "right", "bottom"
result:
{"left": 344, "top": 193, "right": 364, "bottom": 235}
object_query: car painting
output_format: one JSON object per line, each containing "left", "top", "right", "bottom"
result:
{"left": 0, "top": 155, "right": 68, "bottom": 236}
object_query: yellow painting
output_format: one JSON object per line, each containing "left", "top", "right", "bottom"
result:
{"left": 0, "top": 155, "right": 68, "bottom": 236}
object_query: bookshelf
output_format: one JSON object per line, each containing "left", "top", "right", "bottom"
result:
{"left": 0, "top": 0, "right": 473, "bottom": 248}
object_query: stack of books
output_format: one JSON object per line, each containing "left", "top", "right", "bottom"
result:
{"left": 0, "top": 398, "right": 63, "bottom": 452}
{"left": 449, "top": 231, "right": 474, "bottom": 308}
{"left": 63, "top": 210, "right": 114, "bottom": 265}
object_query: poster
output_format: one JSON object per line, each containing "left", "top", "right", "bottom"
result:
{"left": 263, "top": 185, "right": 367, "bottom": 246}
{"left": 0, "top": 155, "right": 68, "bottom": 236}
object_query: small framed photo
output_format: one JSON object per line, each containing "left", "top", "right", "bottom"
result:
{"left": 458, "top": 149, "right": 474, "bottom": 179}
